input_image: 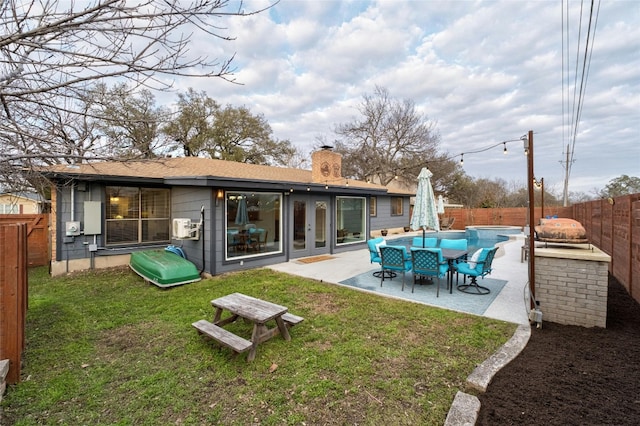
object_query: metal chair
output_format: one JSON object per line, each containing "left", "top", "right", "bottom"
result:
{"left": 367, "top": 238, "right": 396, "bottom": 278}
{"left": 455, "top": 247, "right": 498, "bottom": 295}
{"left": 379, "top": 245, "right": 412, "bottom": 290}
{"left": 440, "top": 217, "right": 455, "bottom": 230}
{"left": 410, "top": 248, "right": 449, "bottom": 296}
{"left": 439, "top": 238, "right": 467, "bottom": 251}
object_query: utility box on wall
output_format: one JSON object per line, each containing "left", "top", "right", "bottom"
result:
{"left": 65, "top": 221, "right": 81, "bottom": 236}
{"left": 84, "top": 201, "right": 102, "bottom": 235}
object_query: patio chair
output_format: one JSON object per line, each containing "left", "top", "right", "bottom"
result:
{"left": 255, "top": 229, "right": 268, "bottom": 252}
{"left": 440, "top": 217, "right": 455, "bottom": 230}
{"left": 367, "top": 237, "right": 396, "bottom": 278}
{"left": 439, "top": 238, "right": 467, "bottom": 250}
{"left": 412, "top": 237, "right": 438, "bottom": 248}
{"left": 440, "top": 238, "right": 468, "bottom": 281}
{"left": 379, "top": 245, "right": 412, "bottom": 291}
{"left": 410, "top": 248, "right": 449, "bottom": 296}
{"left": 454, "top": 246, "right": 498, "bottom": 295}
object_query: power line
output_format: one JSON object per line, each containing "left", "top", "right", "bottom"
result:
{"left": 561, "top": 0, "right": 600, "bottom": 205}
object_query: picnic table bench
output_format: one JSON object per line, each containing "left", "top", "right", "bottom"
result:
{"left": 193, "top": 293, "right": 304, "bottom": 361}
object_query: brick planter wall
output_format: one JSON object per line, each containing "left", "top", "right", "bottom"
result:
{"left": 535, "top": 246, "right": 611, "bottom": 328}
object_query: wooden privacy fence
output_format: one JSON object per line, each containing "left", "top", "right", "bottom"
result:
{"left": 0, "top": 214, "right": 49, "bottom": 267}
{"left": 443, "top": 194, "right": 640, "bottom": 305}
{"left": 571, "top": 194, "right": 640, "bottom": 305}
{"left": 0, "top": 223, "right": 28, "bottom": 384}
{"left": 443, "top": 206, "right": 573, "bottom": 229}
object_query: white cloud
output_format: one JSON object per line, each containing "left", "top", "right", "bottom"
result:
{"left": 163, "top": 0, "right": 639, "bottom": 194}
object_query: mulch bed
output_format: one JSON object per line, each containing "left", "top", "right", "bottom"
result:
{"left": 476, "top": 274, "right": 640, "bottom": 425}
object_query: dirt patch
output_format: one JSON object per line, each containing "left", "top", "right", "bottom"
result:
{"left": 477, "top": 274, "right": 640, "bottom": 425}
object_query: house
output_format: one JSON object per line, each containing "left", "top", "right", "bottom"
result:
{"left": 0, "top": 192, "right": 45, "bottom": 214}
{"left": 42, "top": 148, "right": 413, "bottom": 277}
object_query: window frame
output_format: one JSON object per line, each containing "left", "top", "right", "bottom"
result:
{"left": 369, "top": 196, "right": 377, "bottom": 217}
{"left": 336, "top": 196, "right": 366, "bottom": 246}
{"left": 105, "top": 186, "right": 171, "bottom": 246}
{"left": 224, "top": 191, "right": 283, "bottom": 260}
{"left": 390, "top": 196, "right": 404, "bottom": 216}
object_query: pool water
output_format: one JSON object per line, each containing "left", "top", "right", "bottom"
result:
{"left": 387, "top": 233, "right": 509, "bottom": 254}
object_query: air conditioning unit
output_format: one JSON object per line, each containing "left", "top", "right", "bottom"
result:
{"left": 172, "top": 218, "right": 192, "bottom": 239}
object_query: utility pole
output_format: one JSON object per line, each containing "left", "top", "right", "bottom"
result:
{"left": 561, "top": 144, "right": 572, "bottom": 207}
{"left": 525, "top": 130, "right": 536, "bottom": 309}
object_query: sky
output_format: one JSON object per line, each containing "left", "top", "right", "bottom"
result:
{"left": 168, "top": 0, "right": 639, "bottom": 196}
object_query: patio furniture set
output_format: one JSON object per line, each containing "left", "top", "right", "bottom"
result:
{"left": 367, "top": 237, "right": 498, "bottom": 296}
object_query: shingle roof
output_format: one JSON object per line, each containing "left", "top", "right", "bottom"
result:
{"left": 44, "top": 157, "right": 388, "bottom": 191}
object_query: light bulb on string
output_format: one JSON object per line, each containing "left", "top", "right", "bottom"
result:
{"left": 460, "top": 154, "right": 464, "bottom": 165}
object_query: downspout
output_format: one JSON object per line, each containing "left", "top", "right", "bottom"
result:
{"left": 70, "top": 182, "right": 75, "bottom": 221}
{"left": 200, "top": 205, "right": 205, "bottom": 274}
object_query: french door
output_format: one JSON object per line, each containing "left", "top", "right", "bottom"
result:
{"left": 290, "top": 194, "right": 330, "bottom": 258}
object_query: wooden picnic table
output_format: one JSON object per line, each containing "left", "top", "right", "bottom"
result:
{"left": 193, "top": 292, "right": 303, "bottom": 361}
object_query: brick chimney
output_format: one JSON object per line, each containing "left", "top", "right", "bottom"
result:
{"left": 311, "top": 146, "right": 342, "bottom": 183}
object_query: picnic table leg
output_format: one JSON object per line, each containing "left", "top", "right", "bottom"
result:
{"left": 275, "top": 316, "right": 291, "bottom": 341}
{"left": 213, "top": 307, "right": 224, "bottom": 323}
{"left": 213, "top": 308, "right": 239, "bottom": 326}
{"left": 247, "top": 323, "right": 266, "bottom": 362}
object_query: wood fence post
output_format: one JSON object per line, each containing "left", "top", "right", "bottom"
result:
{"left": 0, "top": 223, "right": 28, "bottom": 384}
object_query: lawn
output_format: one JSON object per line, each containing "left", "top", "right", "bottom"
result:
{"left": 2, "top": 266, "right": 516, "bottom": 425}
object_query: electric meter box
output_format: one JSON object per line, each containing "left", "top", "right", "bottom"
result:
{"left": 65, "top": 221, "right": 81, "bottom": 236}
{"left": 83, "top": 201, "right": 102, "bottom": 235}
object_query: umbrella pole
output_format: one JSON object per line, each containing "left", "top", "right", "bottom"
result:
{"left": 422, "top": 228, "right": 425, "bottom": 248}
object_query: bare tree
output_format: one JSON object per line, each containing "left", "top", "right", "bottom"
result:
{"left": 0, "top": 0, "right": 272, "bottom": 190}
{"left": 333, "top": 86, "right": 459, "bottom": 190}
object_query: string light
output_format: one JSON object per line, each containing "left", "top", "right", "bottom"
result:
{"left": 362, "top": 135, "right": 528, "bottom": 176}
{"left": 455, "top": 137, "right": 523, "bottom": 167}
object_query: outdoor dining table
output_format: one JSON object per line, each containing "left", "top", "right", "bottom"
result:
{"left": 440, "top": 248, "right": 468, "bottom": 293}
{"left": 404, "top": 245, "right": 467, "bottom": 293}
{"left": 210, "top": 292, "right": 291, "bottom": 361}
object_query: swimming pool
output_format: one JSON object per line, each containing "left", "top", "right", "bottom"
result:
{"left": 387, "top": 232, "right": 509, "bottom": 253}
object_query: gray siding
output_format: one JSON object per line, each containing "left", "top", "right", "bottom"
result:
{"left": 370, "top": 196, "right": 411, "bottom": 232}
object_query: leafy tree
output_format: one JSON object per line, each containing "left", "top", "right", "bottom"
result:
{"left": 0, "top": 0, "right": 269, "bottom": 191}
{"left": 599, "top": 175, "right": 640, "bottom": 198}
{"left": 91, "top": 83, "right": 170, "bottom": 159}
{"left": 209, "top": 105, "right": 298, "bottom": 166}
{"left": 333, "top": 86, "right": 460, "bottom": 190}
{"left": 162, "top": 89, "right": 220, "bottom": 157}
{"left": 163, "top": 91, "right": 300, "bottom": 165}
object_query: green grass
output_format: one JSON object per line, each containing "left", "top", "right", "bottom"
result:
{"left": 2, "top": 266, "right": 516, "bottom": 425}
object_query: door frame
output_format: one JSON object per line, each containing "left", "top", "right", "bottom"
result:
{"left": 289, "top": 194, "right": 331, "bottom": 259}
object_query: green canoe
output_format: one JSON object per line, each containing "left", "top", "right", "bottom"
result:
{"left": 129, "top": 249, "right": 201, "bottom": 288}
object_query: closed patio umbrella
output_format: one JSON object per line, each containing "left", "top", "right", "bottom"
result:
{"left": 410, "top": 167, "right": 440, "bottom": 246}
{"left": 234, "top": 195, "right": 249, "bottom": 226}
{"left": 437, "top": 194, "right": 445, "bottom": 216}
